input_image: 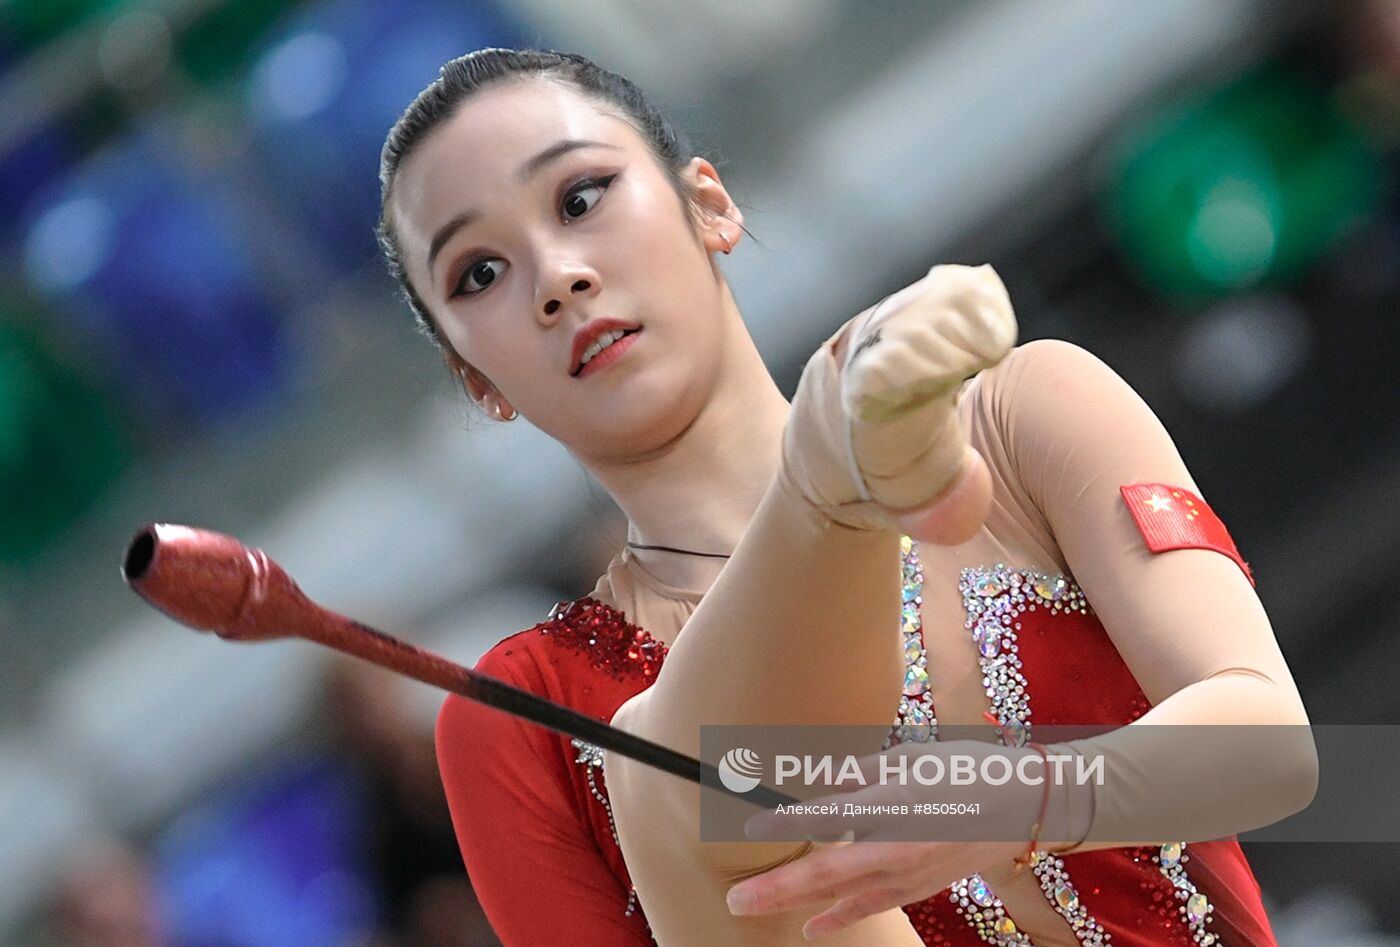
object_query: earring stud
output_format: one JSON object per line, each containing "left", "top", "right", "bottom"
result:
{"left": 720, "top": 231, "right": 733, "bottom": 255}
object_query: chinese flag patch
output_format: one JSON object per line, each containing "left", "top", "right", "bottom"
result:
{"left": 1120, "top": 483, "right": 1255, "bottom": 587}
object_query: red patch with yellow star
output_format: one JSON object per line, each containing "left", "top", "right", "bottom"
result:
{"left": 1120, "top": 483, "right": 1255, "bottom": 587}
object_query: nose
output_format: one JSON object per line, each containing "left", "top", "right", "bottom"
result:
{"left": 538, "top": 259, "right": 601, "bottom": 323}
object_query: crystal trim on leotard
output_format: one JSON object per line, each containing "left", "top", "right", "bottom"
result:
{"left": 1152, "top": 842, "right": 1219, "bottom": 945}
{"left": 889, "top": 535, "right": 938, "bottom": 747}
{"left": 571, "top": 737, "right": 639, "bottom": 917}
{"left": 1028, "top": 851, "right": 1110, "bottom": 945}
{"left": 896, "top": 549, "right": 1028, "bottom": 944}
{"left": 960, "top": 565, "right": 1090, "bottom": 750}
{"left": 960, "top": 566, "right": 1218, "bottom": 946}
{"left": 961, "top": 565, "right": 1109, "bottom": 946}
{"left": 946, "top": 564, "right": 1094, "bottom": 945}
{"left": 949, "top": 874, "right": 1034, "bottom": 945}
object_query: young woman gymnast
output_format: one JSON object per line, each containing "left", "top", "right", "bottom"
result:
{"left": 376, "top": 48, "right": 1316, "bottom": 946}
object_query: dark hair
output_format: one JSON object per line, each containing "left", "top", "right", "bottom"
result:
{"left": 377, "top": 47, "right": 702, "bottom": 355}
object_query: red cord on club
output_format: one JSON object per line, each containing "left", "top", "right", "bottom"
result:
{"left": 121, "top": 523, "right": 795, "bottom": 809}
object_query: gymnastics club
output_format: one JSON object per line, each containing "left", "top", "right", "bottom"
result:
{"left": 121, "top": 523, "right": 796, "bottom": 809}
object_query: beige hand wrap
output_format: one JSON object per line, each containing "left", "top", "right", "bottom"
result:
{"left": 783, "top": 264, "right": 1018, "bottom": 529}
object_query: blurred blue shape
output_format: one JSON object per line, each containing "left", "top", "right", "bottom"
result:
{"left": 21, "top": 132, "right": 293, "bottom": 426}
{"left": 0, "top": 42, "right": 75, "bottom": 227}
{"left": 0, "top": 125, "right": 72, "bottom": 228}
{"left": 245, "top": 0, "right": 523, "bottom": 269}
{"left": 154, "top": 755, "right": 380, "bottom": 947}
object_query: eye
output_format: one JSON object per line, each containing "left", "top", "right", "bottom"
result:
{"left": 453, "top": 258, "right": 505, "bottom": 298}
{"left": 562, "top": 174, "right": 617, "bottom": 221}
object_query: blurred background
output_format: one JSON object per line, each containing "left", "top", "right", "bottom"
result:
{"left": 0, "top": 0, "right": 1397, "bottom": 943}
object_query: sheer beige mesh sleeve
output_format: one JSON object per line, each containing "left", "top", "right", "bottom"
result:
{"left": 986, "top": 338, "right": 1316, "bottom": 846}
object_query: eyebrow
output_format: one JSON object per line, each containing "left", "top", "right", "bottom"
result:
{"left": 427, "top": 138, "right": 622, "bottom": 279}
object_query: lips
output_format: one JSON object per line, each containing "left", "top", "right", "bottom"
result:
{"left": 570, "top": 318, "right": 641, "bottom": 376}
{"left": 574, "top": 330, "right": 640, "bottom": 379}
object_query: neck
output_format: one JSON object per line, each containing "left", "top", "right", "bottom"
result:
{"left": 579, "top": 295, "right": 790, "bottom": 594}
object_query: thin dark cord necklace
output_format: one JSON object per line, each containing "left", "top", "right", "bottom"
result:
{"left": 626, "top": 541, "right": 732, "bottom": 559}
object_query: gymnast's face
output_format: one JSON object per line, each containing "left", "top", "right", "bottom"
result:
{"left": 390, "top": 77, "right": 741, "bottom": 461}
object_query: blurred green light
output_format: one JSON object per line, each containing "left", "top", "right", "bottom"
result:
{"left": 177, "top": 0, "right": 302, "bottom": 85}
{"left": 1103, "top": 68, "right": 1382, "bottom": 299}
{"left": 0, "top": 314, "right": 131, "bottom": 567}
{"left": 1, "top": 0, "right": 128, "bottom": 48}
{"left": 1187, "top": 176, "right": 1278, "bottom": 289}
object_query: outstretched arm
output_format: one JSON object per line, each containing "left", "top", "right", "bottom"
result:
{"left": 720, "top": 339, "right": 1317, "bottom": 936}
{"left": 604, "top": 265, "right": 1017, "bottom": 946}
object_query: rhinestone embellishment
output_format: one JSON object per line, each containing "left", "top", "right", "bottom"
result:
{"left": 572, "top": 737, "right": 640, "bottom": 917}
{"left": 960, "top": 565, "right": 1108, "bottom": 943}
{"left": 1152, "top": 842, "right": 1218, "bottom": 944}
{"left": 959, "top": 565, "right": 1090, "bottom": 748}
{"left": 969, "top": 876, "right": 994, "bottom": 907}
{"left": 544, "top": 596, "right": 667, "bottom": 921}
{"left": 949, "top": 874, "right": 1033, "bottom": 945}
{"left": 889, "top": 536, "right": 938, "bottom": 746}
{"left": 897, "top": 547, "right": 1025, "bottom": 943}
{"left": 1029, "top": 851, "right": 1111, "bottom": 945}
{"left": 542, "top": 598, "right": 667, "bottom": 681}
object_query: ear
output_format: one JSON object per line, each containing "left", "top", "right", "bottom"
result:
{"left": 445, "top": 350, "right": 517, "bottom": 417}
{"left": 683, "top": 156, "right": 744, "bottom": 255}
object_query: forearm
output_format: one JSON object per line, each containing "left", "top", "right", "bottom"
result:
{"left": 1045, "top": 672, "right": 1317, "bottom": 854}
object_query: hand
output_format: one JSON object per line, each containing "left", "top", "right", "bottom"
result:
{"left": 726, "top": 836, "right": 1026, "bottom": 940}
{"left": 724, "top": 737, "right": 1084, "bottom": 940}
{"left": 841, "top": 263, "right": 1017, "bottom": 427}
